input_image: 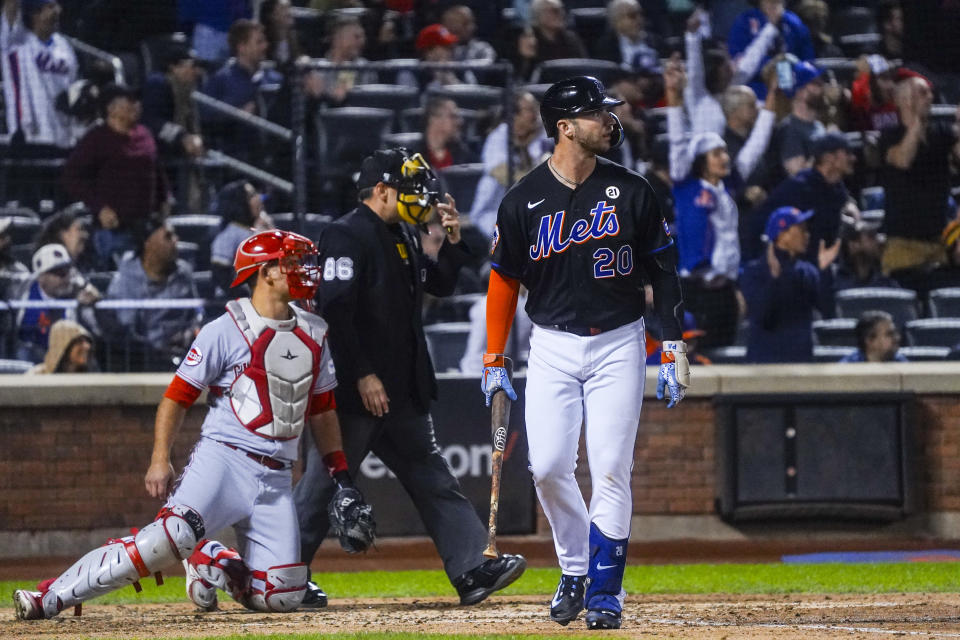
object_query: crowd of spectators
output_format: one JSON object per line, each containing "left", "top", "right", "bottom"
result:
{"left": 1, "top": 0, "right": 960, "bottom": 372}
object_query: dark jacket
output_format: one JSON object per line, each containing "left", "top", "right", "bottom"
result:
{"left": 741, "top": 247, "right": 834, "bottom": 363}
{"left": 747, "top": 168, "right": 849, "bottom": 263}
{"left": 316, "top": 204, "right": 471, "bottom": 414}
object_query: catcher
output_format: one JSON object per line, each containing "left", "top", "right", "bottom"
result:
{"left": 14, "top": 230, "right": 375, "bottom": 620}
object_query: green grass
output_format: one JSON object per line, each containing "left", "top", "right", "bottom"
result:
{"left": 3, "top": 562, "right": 960, "bottom": 608}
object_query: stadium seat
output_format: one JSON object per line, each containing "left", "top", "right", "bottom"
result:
{"left": 860, "top": 186, "right": 884, "bottom": 211}
{"left": 813, "top": 318, "right": 858, "bottom": 346}
{"left": 344, "top": 84, "right": 419, "bottom": 129}
{"left": 168, "top": 214, "right": 220, "bottom": 246}
{"left": 839, "top": 33, "right": 882, "bottom": 57}
{"left": 316, "top": 107, "right": 394, "bottom": 169}
{"left": 929, "top": 288, "right": 960, "bottom": 318}
{"left": 814, "top": 345, "right": 857, "bottom": 362}
{"left": 812, "top": 58, "right": 858, "bottom": 87}
{"left": 835, "top": 288, "right": 918, "bottom": 329}
{"left": 570, "top": 8, "right": 608, "bottom": 46}
{"left": 701, "top": 345, "right": 746, "bottom": 364}
{"left": 382, "top": 132, "right": 424, "bottom": 151}
{"left": 399, "top": 107, "right": 482, "bottom": 140}
{"left": 898, "top": 346, "right": 950, "bottom": 361}
{"left": 523, "top": 83, "right": 552, "bottom": 102}
{"left": 531, "top": 58, "right": 623, "bottom": 86}
{"left": 193, "top": 270, "right": 214, "bottom": 299}
{"left": 437, "top": 164, "right": 485, "bottom": 214}
{"left": 424, "top": 322, "right": 472, "bottom": 373}
{"left": 9, "top": 243, "right": 33, "bottom": 266}
{"left": 427, "top": 84, "right": 505, "bottom": 111}
{"left": 176, "top": 241, "right": 200, "bottom": 269}
{"left": 831, "top": 6, "right": 878, "bottom": 37}
{"left": 139, "top": 32, "right": 191, "bottom": 77}
{"left": 904, "top": 318, "right": 960, "bottom": 347}
{"left": 423, "top": 293, "right": 482, "bottom": 324}
{"left": 344, "top": 84, "right": 420, "bottom": 111}
{"left": 7, "top": 216, "right": 41, "bottom": 246}
{"left": 271, "top": 213, "right": 331, "bottom": 239}
{"left": 371, "top": 58, "right": 417, "bottom": 84}
{"left": 0, "top": 358, "right": 33, "bottom": 374}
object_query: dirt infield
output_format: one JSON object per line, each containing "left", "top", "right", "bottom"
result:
{"left": 5, "top": 593, "right": 960, "bottom": 639}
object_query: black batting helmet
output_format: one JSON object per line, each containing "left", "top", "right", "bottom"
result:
{"left": 540, "top": 75, "right": 625, "bottom": 148}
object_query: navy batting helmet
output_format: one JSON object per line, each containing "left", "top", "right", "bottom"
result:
{"left": 539, "top": 76, "right": 625, "bottom": 148}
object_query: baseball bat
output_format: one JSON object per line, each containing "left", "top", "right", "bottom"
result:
{"left": 483, "top": 358, "right": 513, "bottom": 559}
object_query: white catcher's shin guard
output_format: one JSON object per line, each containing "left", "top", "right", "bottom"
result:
{"left": 33, "top": 506, "right": 203, "bottom": 618}
{"left": 245, "top": 564, "right": 309, "bottom": 612}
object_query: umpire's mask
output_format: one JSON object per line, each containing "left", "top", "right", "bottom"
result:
{"left": 395, "top": 152, "right": 441, "bottom": 227}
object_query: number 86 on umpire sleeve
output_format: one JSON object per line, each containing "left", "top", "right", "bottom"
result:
{"left": 593, "top": 245, "right": 633, "bottom": 279}
{"left": 323, "top": 257, "right": 354, "bottom": 281}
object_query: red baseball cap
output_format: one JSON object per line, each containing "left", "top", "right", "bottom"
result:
{"left": 416, "top": 24, "right": 458, "bottom": 51}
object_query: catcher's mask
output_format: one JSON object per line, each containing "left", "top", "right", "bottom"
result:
{"left": 231, "top": 230, "right": 320, "bottom": 299}
{"left": 358, "top": 148, "right": 441, "bottom": 227}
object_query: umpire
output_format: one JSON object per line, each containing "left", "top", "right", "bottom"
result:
{"left": 293, "top": 148, "right": 526, "bottom": 606}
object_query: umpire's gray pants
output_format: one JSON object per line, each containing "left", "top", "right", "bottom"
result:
{"left": 293, "top": 408, "right": 488, "bottom": 582}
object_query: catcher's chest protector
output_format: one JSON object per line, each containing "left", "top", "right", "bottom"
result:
{"left": 226, "top": 298, "right": 321, "bottom": 440}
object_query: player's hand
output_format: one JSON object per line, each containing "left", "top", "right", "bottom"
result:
{"left": 657, "top": 341, "right": 690, "bottom": 409}
{"left": 435, "top": 193, "right": 461, "bottom": 244}
{"left": 358, "top": 373, "right": 389, "bottom": 417}
{"left": 481, "top": 353, "right": 517, "bottom": 407}
{"left": 145, "top": 461, "right": 175, "bottom": 499}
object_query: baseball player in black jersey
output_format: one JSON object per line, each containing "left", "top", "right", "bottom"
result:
{"left": 481, "top": 76, "right": 690, "bottom": 630}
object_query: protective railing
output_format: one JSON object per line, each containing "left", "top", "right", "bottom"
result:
{"left": 0, "top": 298, "right": 209, "bottom": 373}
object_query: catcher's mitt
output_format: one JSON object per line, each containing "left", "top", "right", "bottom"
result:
{"left": 328, "top": 486, "right": 376, "bottom": 553}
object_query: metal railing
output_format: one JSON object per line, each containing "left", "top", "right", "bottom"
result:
{"left": 66, "top": 36, "right": 125, "bottom": 85}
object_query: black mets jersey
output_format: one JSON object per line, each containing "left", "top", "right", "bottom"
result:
{"left": 491, "top": 156, "right": 673, "bottom": 329}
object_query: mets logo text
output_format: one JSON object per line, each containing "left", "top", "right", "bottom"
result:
{"left": 529, "top": 200, "right": 619, "bottom": 261}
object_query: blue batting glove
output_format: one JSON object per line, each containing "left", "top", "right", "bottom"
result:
{"left": 656, "top": 340, "right": 690, "bottom": 409}
{"left": 481, "top": 354, "right": 517, "bottom": 407}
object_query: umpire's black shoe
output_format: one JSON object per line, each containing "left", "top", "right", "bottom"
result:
{"left": 301, "top": 580, "right": 328, "bottom": 608}
{"left": 549, "top": 574, "right": 586, "bottom": 626}
{"left": 454, "top": 554, "right": 527, "bottom": 606}
{"left": 585, "top": 608, "right": 622, "bottom": 630}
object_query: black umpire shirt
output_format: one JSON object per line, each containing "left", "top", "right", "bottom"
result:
{"left": 491, "top": 156, "right": 683, "bottom": 339}
{"left": 315, "top": 203, "right": 471, "bottom": 415}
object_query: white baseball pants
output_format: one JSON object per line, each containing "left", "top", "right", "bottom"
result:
{"left": 524, "top": 318, "right": 645, "bottom": 576}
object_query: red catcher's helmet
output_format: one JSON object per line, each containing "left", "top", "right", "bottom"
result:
{"left": 231, "top": 230, "right": 319, "bottom": 299}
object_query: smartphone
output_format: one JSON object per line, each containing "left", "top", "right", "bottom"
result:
{"left": 776, "top": 60, "right": 795, "bottom": 93}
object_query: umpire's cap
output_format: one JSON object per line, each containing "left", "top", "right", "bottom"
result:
{"left": 540, "top": 76, "right": 624, "bottom": 140}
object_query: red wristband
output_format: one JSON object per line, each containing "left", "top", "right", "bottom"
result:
{"left": 322, "top": 450, "right": 348, "bottom": 476}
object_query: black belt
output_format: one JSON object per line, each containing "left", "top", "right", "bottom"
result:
{"left": 546, "top": 318, "right": 635, "bottom": 337}
{"left": 219, "top": 441, "right": 290, "bottom": 471}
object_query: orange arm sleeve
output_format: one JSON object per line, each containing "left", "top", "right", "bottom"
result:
{"left": 485, "top": 269, "right": 521, "bottom": 358}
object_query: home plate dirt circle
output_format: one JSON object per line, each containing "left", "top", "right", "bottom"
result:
{"left": 6, "top": 593, "right": 960, "bottom": 639}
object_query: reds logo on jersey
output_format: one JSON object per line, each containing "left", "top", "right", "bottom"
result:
{"left": 185, "top": 347, "right": 203, "bottom": 366}
{"left": 529, "top": 200, "right": 619, "bottom": 261}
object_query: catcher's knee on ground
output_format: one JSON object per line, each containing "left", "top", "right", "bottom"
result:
{"left": 30, "top": 505, "right": 204, "bottom": 618}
